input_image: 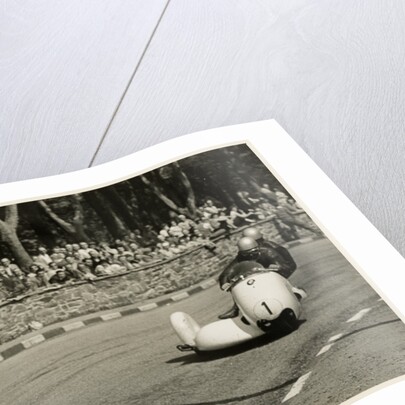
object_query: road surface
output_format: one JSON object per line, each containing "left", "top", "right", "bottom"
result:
{"left": 0, "top": 239, "right": 404, "bottom": 405}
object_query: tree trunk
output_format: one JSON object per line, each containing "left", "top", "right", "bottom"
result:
{"left": 155, "top": 170, "right": 184, "bottom": 207}
{"left": 116, "top": 181, "right": 144, "bottom": 225}
{"left": 0, "top": 205, "right": 33, "bottom": 269}
{"left": 141, "top": 174, "right": 190, "bottom": 218}
{"left": 128, "top": 177, "right": 164, "bottom": 228}
{"left": 38, "top": 196, "right": 90, "bottom": 242}
{"left": 83, "top": 191, "right": 129, "bottom": 238}
{"left": 99, "top": 186, "right": 139, "bottom": 229}
{"left": 20, "top": 202, "right": 56, "bottom": 246}
{"left": 210, "top": 179, "right": 236, "bottom": 208}
{"left": 222, "top": 149, "right": 278, "bottom": 205}
{"left": 141, "top": 163, "right": 198, "bottom": 219}
{"left": 213, "top": 150, "right": 252, "bottom": 210}
{"left": 172, "top": 162, "right": 197, "bottom": 217}
{"left": 71, "top": 220, "right": 90, "bottom": 243}
{"left": 71, "top": 195, "right": 91, "bottom": 242}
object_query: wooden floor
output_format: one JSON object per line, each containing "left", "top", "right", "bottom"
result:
{"left": 1, "top": 0, "right": 405, "bottom": 256}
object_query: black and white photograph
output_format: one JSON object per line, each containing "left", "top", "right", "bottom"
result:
{"left": 4, "top": 1, "right": 405, "bottom": 403}
{"left": 0, "top": 142, "right": 404, "bottom": 405}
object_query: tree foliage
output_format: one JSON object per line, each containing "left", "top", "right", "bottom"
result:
{"left": 0, "top": 145, "right": 295, "bottom": 268}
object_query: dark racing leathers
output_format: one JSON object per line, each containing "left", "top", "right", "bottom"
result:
{"left": 218, "top": 241, "right": 298, "bottom": 319}
{"left": 258, "top": 240, "right": 297, "bottom": 278}
{"left": 218, "top": 247, "right": 277, "bottom": 290}
{"left": 218, "top": 254, "right": 271, "bottom": 319}
{"left": 218, "top": 241, "right": 296, "bottom": 289}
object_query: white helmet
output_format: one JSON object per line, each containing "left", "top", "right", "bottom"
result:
{"left": 242, "top": 227, "right": 263, "bottom": 241}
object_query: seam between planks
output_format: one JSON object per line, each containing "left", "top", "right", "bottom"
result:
{"left": 88, "top": 0, "right": 172, "bottom": 167}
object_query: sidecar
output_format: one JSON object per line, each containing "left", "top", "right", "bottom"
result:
{"left": 170, "top": 269, "right": 305, "bottom": 353}
{"left": 170, "top": 311, "right": 265, "bottom": 352}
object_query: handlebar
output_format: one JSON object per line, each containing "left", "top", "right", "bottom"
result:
{"left": 222, "top": 265, "right": 280, "bottom": 291}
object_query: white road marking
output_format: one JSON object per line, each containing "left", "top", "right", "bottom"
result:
{"left": 200, "top": 279, "right": 216, "bottom": 289}
{"left": 22, "top": 334, "right": 45, "bottom": 349}
{"left": 171, "top": 292, "right": 189, "bottom": 301}
{"left": 316, "top": 344, "right": 333, "bottom": 356}
{"left": 378, "top": 298, "right": 384, "bottom": 302}
{"left": 282, "top": 372, "right": 312, "bottom": 402}
{"left": 63, "top": 321, "right": 85, "bottom": 331}
{"left": 0, "top": 355, "right": 4, "bottom": 362}
{"left": 346, "top": 307, "right": 372, "bottom": 323}
{"left": 138, "top": 303, "right": 158, "bottom": 311}
{"left": 328, "top": 333, "right": 343, "bottom": 342}
{"left": 101, "top": 312, "right": 122, "bottom": 321}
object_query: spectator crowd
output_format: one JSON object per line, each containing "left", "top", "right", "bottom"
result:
{"left": 0, "top": 188, "right": 313, "bottom": 301}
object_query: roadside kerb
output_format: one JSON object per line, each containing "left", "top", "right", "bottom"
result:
{"left": 0, "top": 235, "right": 323, "bottom": 362}
{"left": 0, "top": 275, "right": 221, "bottom": 362}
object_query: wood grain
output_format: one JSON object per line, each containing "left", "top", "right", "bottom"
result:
{"left": 0, "top": 0, "right": 167, "bottom": 183}
{"left": 93, "top": 0, "right": 405, "bottom": 255}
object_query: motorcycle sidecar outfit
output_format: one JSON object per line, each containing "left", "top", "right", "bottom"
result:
{"left": 170, "top": 311, "right": 265, "bottom": 353}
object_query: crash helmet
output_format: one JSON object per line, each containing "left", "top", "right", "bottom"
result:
{"left": 242, "top": 227, "right": 263, "bottom": 242}
{"left": 237, "top": 237, "right": 260, "bottom": 259}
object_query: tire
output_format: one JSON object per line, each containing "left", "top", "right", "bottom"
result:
{"left": 277, "top": 309, "right": 299, "bottom": 334}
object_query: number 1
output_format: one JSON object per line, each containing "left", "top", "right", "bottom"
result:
{"left": 261, "top": 301, "right": 273, "bottom": 315}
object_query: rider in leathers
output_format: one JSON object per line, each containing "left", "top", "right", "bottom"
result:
{"left": 218, "top": 237, "right": 277, "bottom": 290}
{"left": 218, "top": 228, "right": 301, "bottom": 319}
{"left": 218, "top": 237, "right": 278, "bottom": 319}
{"left": 242, "top": 227, "right": 297, "bottom": 278}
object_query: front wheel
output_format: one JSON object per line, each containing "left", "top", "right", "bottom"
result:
{"left": 274, "top": 309, "right": 299, "bottom": 334}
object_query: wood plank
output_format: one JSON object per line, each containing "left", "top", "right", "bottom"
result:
{"left": 0, "top": 0, "right": 168, "bottom": 183}
{"left": 93, "top": 0, "right": 405, "bottom": 255}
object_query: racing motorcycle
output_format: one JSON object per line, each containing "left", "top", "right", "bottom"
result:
{"left": 170, "top": 263, "right": 307, "bottom": 353}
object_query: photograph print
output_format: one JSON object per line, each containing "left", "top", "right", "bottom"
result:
{"left": 0, "top": 144, "right": 404, "bottom": 405}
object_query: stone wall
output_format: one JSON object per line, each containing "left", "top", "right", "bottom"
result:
{"left": 0, "top": 219, "right": 313, "bottom": 344}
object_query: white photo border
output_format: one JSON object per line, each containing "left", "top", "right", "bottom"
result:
{"left": 0, "top": 120, "right": 404, "bottom": 404}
